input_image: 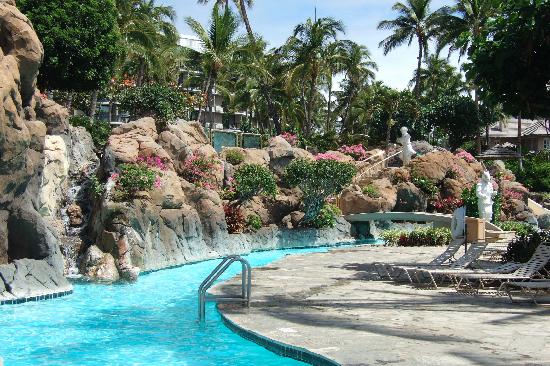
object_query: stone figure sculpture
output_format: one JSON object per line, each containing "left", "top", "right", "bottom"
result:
{"left": 476, "top": 171, "right": 496, "bottom": 222}
{"left": 397, "top": 126, "right": 416, "bottom": 165}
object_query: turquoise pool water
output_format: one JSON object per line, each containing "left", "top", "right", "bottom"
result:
{"left": 0, "top": 245, "right": 359, "bottom": 366}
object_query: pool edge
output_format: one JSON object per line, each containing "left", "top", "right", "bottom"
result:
{"left": 219, "top": 308, "right": 341, "bottom": 366}
{"left": 0, "top": 289, "right": 73, "bottom": 306}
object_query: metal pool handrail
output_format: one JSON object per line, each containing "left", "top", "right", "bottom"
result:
{"left": 198, "top": 255, "right": 251, "bottom": 322}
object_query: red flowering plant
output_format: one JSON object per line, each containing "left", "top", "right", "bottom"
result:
{"left": 433, "top": 197, "right": 464, "bottom": 214}
{"left": 338, "top": 144, "right": 368, "bottom": 161}
{"left": 181, "top": 150, "right": 221, "bottom": 189}
{"left": 224, "top": 203, "right": 245, "bottom": 234}
{"left": 279, "top": 132, "right": 298, "bottom": 146}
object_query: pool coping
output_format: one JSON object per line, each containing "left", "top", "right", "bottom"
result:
{"left": 219, "top": 307, "right": 340, "bottom": 366}
{"left": 0, "top": 290, "right": 73, "bottom": 306}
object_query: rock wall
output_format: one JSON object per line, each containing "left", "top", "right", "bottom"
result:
{"left": 86, "top": 118, "right": 350, "bottom": 281}
{"left": 0, "top": 1, "right": 72, "bottom": 301}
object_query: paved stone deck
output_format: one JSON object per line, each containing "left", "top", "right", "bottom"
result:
{"left": 214, "top": 246, "right": 550, "bottom": 366}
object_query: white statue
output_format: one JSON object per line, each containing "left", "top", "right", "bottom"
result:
{"left": 397, "top": 126, "right": 416, "bottom": 165}
{"left": 476, "top": 171, "right": 497, "bottom": 222}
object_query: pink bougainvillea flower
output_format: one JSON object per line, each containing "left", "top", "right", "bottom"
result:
{"left": 315, "top": 152, "right": 343, "bottom": 161}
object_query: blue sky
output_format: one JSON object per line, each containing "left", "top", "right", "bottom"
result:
{"left": 158, "top": 0, "right": 459, "bottom": 89}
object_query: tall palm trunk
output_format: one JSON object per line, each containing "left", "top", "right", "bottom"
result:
{"left": 414, "top": 38, "right": 423, "bottom": 97}
{"left": 326, "top": 77, "right": 332, "bottom": 132}
{"left": 237, "top": 0, "right": 254, "bottom": 42}
{"left": 518, "top": 112, "right": 523, "bottom": 171}
{"left": 136, "top": 60, "right": 145, "bottom": 87}
{"left": 474, "top": 87, "right": 482, "bottom": 153}
{"left": 198, "top": 70, "right": 213, "bottom": 125}
{"left": 89, "top": 90, "right": 98, "bottom": 121}
{"left": 306, "top": 72, "right": 317, "bottom": 137}
{"left": 207, "top": 75, "right": 216, "bottom": 131}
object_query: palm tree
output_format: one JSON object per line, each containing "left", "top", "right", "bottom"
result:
{"left": 185, "top": 6, "right": 241, "bottom": 128}
{"left": 197, "top": 0, "right": 255, "bottom": 41}
{"left": 117, "top": 0, "right": 181, "bottom": 85}
{"left": 337, "top": 41, "right": 377, "bottom": 134}
{"left": 378, "top": 0, "right": 440, "bottom": 96}
{"left": 283, "top": 17, "right": 345, "bottom": 136}
{"left": 435, "top": 0, "right": 497, "bottom": 152}
{"left": 410, "top": 55, "right": 467, "bottom": 100}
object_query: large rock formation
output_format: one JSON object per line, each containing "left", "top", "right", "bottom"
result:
{"left": 0, "top": 0, "right": 73, "bottom": 301}
{"left": 86, "top": 120, "right": 351, "bottom": 279}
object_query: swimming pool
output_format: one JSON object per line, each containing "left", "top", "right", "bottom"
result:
{"left": 0, "top": 245, "right": 363, "bottom": 365}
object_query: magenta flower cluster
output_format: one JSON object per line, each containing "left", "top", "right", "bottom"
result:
{"left": 504, "top": 189, "right": 524, "bottom": 201}
{"left": 182, "top": 150, "right": 220, "bottom": 189}
{"left": 279, "top": 132, "right": 298, "bottom": 146}
{"left": 455, "top": 150, "right": 476, "bottom": 163}
{"left": 338, "top": 144, "right": 368, "bottom": 161}
{"left": 315, "top": 152, "right": 344, "bottom": 161}
{"left": 136, "top": 155, "right": 168, "bottom": 171}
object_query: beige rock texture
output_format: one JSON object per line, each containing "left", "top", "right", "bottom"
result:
{"left": 0, "top": 1, "right": 71, "bottom": 300}
{"left": 80, "top": 245, "right": 120, "bottom": 282}
{"left": 39, "top": 135, "right": 69, "bottom": 216}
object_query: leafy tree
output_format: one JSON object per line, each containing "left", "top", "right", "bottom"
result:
{"left": 19, "top": 0, "right": 121, "bottom": 92}
{"left": 467, "top": 0, "right": 550, "bottom": 119}
{"left": 285, "top": 158, "right": 356, "bottom": 223}
{"left": 466, "top": 0, "right": 550, "bottom": 160}
{"left": 421, "top": 95, "right": 495, "bottom": 150}
{"left": 378, "top": 0, "right": 441, "bottom": 96}
{"left": 234, "top": 164, "right": 277, "bottom": 201}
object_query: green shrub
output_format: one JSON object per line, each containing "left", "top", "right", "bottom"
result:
{"left": 89, "top": 175, "right": 105, "bottom": 199}
{"left": 310, "top": 203, "right": 341, "bottom": 228}
{"left": 285, "top": 158, "right": 357, "bottom": 223}
{"left": 225, "top": 150, "right": 245, "bottom": 165}
{"left": 500, "top": 221, "right": 536, "bottom": 237}
{"left": 503, "top": 231, "right": 550, "bottom": 266}
{"left": 380, "top": 227, "right": 452, "bottom": 247}
{"left": 412, "top": 175, "right": 438, "bottom": 197}
{"left": 114, "top": 164, "right": 159, "bottom": 197}
{"left": 118, "top": 84, "right": 186, "bottom": 129}
{"left": 247, "top": 214, "right": 263, "bottom": 232}
{"left": 362, "top": 184, "right": 380, "bottom": 198}
{"left": 69, "top": 115, "right": 111, "bottom": 148}
{"left": 234, "top": 164, "right": 277, "bottom": 201}
{"left": 506, "top": 151, "right": 550, "bottom": 192}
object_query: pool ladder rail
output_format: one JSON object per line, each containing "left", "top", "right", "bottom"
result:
{"left": 198, "top": 255, "right": 252, "bottom": 321}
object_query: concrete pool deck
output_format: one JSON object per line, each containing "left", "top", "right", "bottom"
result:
{"left": 214, "top": 245, "right": 550, "bottom": 366}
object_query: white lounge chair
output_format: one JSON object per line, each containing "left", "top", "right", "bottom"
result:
{"left": 454, "top": 243, "right": 550, "bottom": 293}
{"left": 501, "top": 280, "right": 550, "bottom": 304}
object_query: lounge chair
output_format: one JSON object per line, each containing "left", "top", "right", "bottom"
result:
{"left": 398, "top": 242, "right": 488, "bottom": 288}
{"left": 374, "top": 237, "right": 464, "bottom": 280}
{"left": 501, "top": 280, "right": 550, "bottom": 304}
{"left": 454, "top": 243, "right": 550, "bottom": 293}
{"left": 375, "top": 206, "right": 466, "bottom": 280}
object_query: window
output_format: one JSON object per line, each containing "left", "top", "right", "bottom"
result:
{"left": 544, "top": 138, "right": 550, "bottom": 150}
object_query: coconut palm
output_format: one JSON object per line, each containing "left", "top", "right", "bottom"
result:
{"left": 185, "top": 6, "right": 241, "bottom": 127}
{"left": 336, "top": 41, "right": 378, "bottom": 134}
{"left": 378, "top": 0, "right": 440, "bottom": 96}
{"left": 435, "top": 0, "right": 496, "bottom": 59}
{"left": 117, "top": 0, "right": 180, "bottom": 85}
{"left": 283, "top": 17, "right": 345, "bottom": 136}
{"left": 197, "top": 0, "right": 255, "bottom": 41}
{"left": 410, "top": 55, "right": 467, "bottom": 100}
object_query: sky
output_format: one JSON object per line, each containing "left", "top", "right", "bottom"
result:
{"left": 158, "top": 0, "right": 460, "bottom": 90}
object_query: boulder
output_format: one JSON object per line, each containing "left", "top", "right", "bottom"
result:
{"left": 66, "top": 203, "right": 83, "bottom": 227}
{"left": 538, "top": 214, "right": 550, "bottom": 230}
{"left": 80, "top": 245, "right": 120, "bottom": 282}
{"left": 38, "top": 135, "right": 69, "bottom": 216}
{"left": 411, "top": 141, "right": 435, "bottom": 156}
{"left": 282, "top": 211, "right": 305, "bottom": 229}
{"left": 34, "top": 95, "right": 69, "bottom": 134}
{"left": 409, "top": 150, "right": 483, "bottom": 186}
{"left": 340, "top": 179, "right": 397, "bottom": 215}
{"left": 394, "top": 182, "right": 427, "bottom": 212}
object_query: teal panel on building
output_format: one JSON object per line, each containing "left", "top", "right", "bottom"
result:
{"left": 212, "top": 130, "right": 240, "bottom": 152}
{"left": 242, "top": 133, "right": 262, "bottom": 149}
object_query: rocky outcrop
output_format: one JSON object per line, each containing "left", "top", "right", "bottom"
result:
{"left": 340, "top": 178, "right": 397, "bottom": 215}
{"left": 0, "top": 1, "right": 71, "bottom": 301}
